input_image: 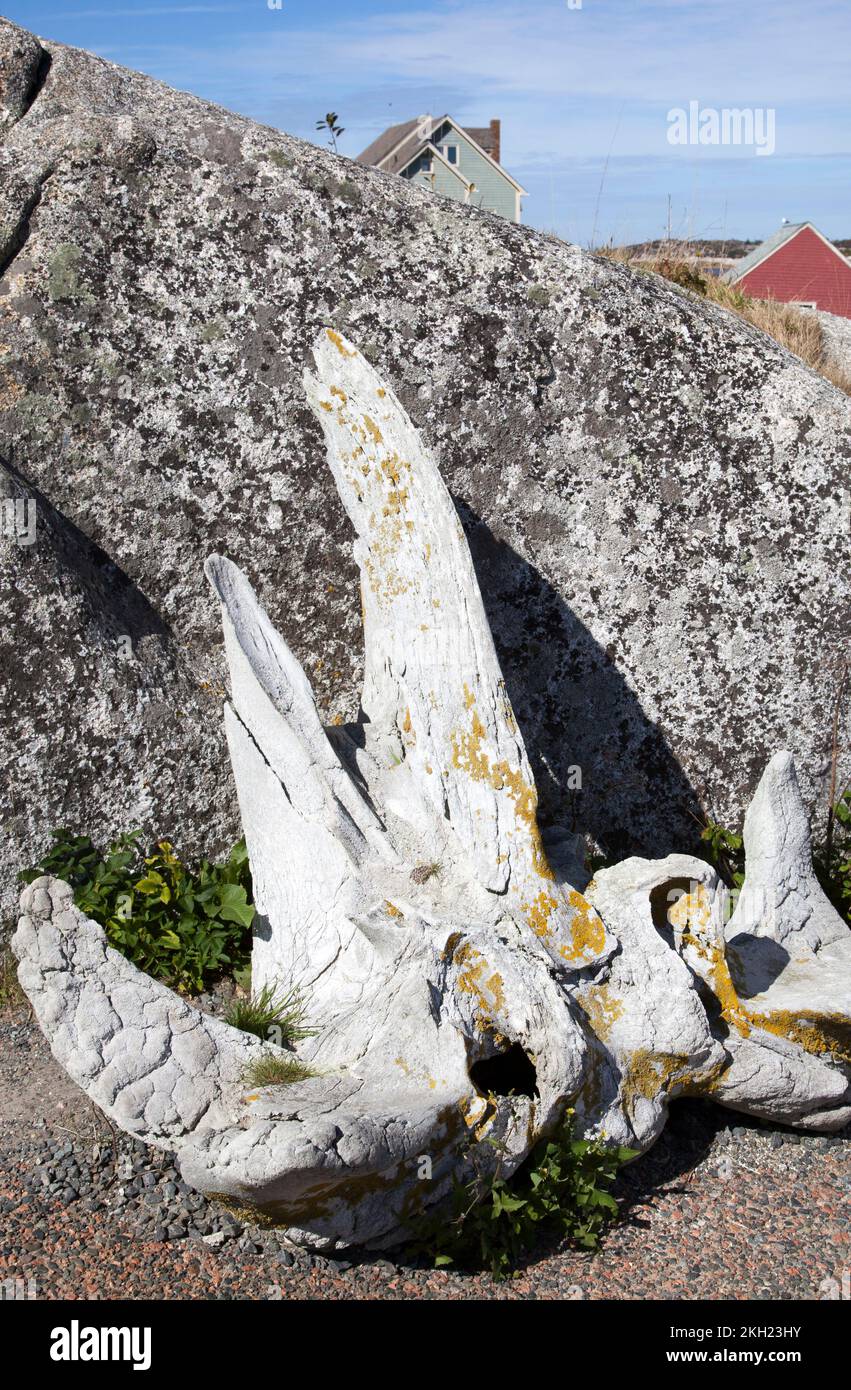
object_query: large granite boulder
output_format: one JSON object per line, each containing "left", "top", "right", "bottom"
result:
{"left": 1, "top": 13, "right": 849, "bottom": 913}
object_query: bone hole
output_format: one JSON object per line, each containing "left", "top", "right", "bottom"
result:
{"left": 469, "top": 1043, "right": 538, "bottom": 1099}
{"left": 649, "top": 877, "right": 694, "bottom": 946}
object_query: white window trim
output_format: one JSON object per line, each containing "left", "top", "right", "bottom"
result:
{"left": 399, "top": 142, "right": 469, "bottom": 193}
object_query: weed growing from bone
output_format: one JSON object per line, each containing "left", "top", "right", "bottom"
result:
{"left": 416, "top": 1113, "right": 637, "bottom": 1280}
{"left": 244, "top": 1054, "right": 316, "bottom": 1088}
{"left": 224, "top": 981, "right": 315, "bottom": 1046}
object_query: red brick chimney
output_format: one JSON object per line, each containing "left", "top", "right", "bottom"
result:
{"left": 489, "top": 119, "right": 501, "bottom": 164}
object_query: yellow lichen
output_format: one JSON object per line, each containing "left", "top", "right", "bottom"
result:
{"left": 363, "top": 414, "right": 383, "bottom": 445}
{"left": 523, "top": 887, "right": 560, "bottom": 941}
{"left": 748, "top": 1009, "right": 851, "bottom": 1066}
{"left": 326, "top": 328, "right": 356, "bottom": 356}
{"left": 558, "top": 889, "right": 607, "bottom": 962}
{"left": 621, "top": 1050, "right": 686, "bottom": 1117}
{"left": 452, "top": 940, "right": 506, "bottom": 1021}
{"left": 579, "top": 983, "right": 624, "bottom": 1042}
{"left": 668, "top": 885, "right": 851, "bottom": 1064}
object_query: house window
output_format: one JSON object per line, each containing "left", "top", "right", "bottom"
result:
{"left": 441, "top": 144, "right": 459, "bottom": 164}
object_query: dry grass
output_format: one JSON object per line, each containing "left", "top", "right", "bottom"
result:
{"left": 244, "top": 1054, "right": 314, "bottom": 1088}
{"left": 0, "top": 941, "right": 25, "bottom": 1014}
{"left": 595, "top": 242, "right": 851, "bottom": 396}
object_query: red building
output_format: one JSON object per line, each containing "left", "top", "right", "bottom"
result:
{"left": 723, "top": 222, "right": 851, "bottom": 318}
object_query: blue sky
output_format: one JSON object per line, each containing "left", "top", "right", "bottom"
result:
{"left": 7, "top": 0, "right": 851, "bottom": 245}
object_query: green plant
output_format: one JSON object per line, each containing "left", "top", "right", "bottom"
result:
{"left": 20, "top": 830, "right": 255, "bottom": 993}
{"left": 244, "top": 1054, "right": 315, "bottom": 1088}
{"left": 224, "top": 981, "right": 314, "bottom": 1046}
{"left": 699, "top": 819, "right": 745, "bottom": 890}
{"left": 421, "top": 1114, "right": 636, "bottom": 1280}
{"left": 315, "top": 111, "right": 344, "bottom": 153}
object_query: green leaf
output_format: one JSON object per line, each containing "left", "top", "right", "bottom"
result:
{"left": 21, "top": 829, "right": 254, "bottom": 994}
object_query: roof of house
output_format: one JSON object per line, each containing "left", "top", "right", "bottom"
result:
{"left": 464, "top": 126, "right": 498, "bottom": 158}
{"left": 722, "top": 222, "right": 849, "bottom": 284}
{"left": 357, "top": 114, "right": 525, "bottom": 194}
{"left": 356, "top": 117, "right": 423, "bottom": 175}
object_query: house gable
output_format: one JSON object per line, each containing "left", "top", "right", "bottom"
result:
{"left": 357, "top": 114, "right": 526, "bottom": 222}
{"left": 429, "top": 118, "right": 525, "bottom": 221}
{"left": 728, "top": 223, "right": 851, "bottom": 318}
{"left": 399, "top": 141, "right": 471, "bottom": 200}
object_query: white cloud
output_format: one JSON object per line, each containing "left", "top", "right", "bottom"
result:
{"left": 106, "top": 0, "right": 849, "bottom": 159}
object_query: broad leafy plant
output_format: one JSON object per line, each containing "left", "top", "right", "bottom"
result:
{"left": 21, "top": 830, "right": 255, "bottom": 993}
{"left": 422, "top": 1113, "right": 636, "bottom": 1280}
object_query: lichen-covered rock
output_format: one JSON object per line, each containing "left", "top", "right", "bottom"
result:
{"left": 1, "top": 13, "right": 849, "bottom": 912}
{"left": 817, "top": 308, "right": 851, "bottom": 372}
{"left": 0, "top": 19, "right": 43, "bottom": 127}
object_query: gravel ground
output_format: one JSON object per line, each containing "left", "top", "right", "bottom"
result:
{"left": 1, "top": 1007, "right": 849, "bottom": 1301}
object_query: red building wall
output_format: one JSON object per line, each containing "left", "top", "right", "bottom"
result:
{"left": 737, "top": 226, "right": 851, "bottom": 318}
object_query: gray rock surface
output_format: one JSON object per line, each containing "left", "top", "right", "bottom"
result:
{"left": 817, "top": 307, "right": 851, "bottom": 372}
{"left": 1, "top": 12, "right": 849, "bottom": 911}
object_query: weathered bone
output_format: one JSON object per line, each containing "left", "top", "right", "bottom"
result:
{"left": 303, "top": 330, "right": 615, "bottom": 975}
{"left": 12, "top": 329, "right": 851, "bottom": 1248}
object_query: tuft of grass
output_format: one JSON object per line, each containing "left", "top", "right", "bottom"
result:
{"left": 410, "top": 861, "right": 440, "bottom": 885}
{"left": 594, "top": 242, "right": 851, "bottom": 397}
{"left": 0, "top": 942, "right": 25, "bottom": 1014}
{"left": 224, "top": 981, "right": 314, "bottom": 1046}
{"left": 244, "top": 1054, "right": 315, "bottom": 1088}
